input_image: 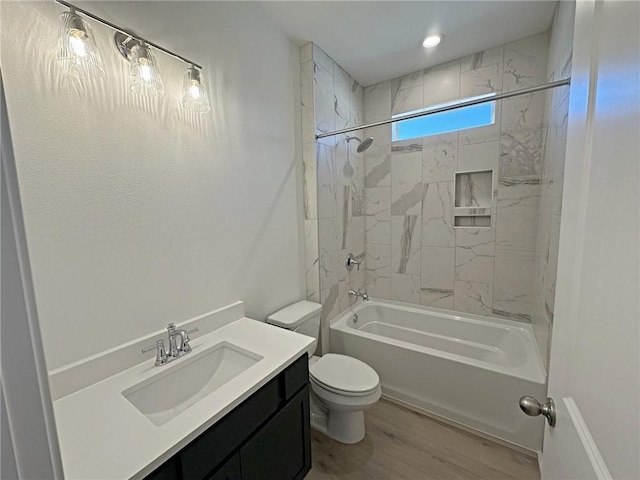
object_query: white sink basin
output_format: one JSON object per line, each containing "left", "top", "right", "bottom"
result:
{"left": 123, "top": 342, "right": 263, "bottom": 426}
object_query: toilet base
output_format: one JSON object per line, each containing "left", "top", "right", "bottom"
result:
{"left": 309, "top": 391, "right": 366, "bottom": 444}
{"left": 327, "top": 410, "right": 365, "bottom": 444}
{"left": 309, "top": 397, "right": 329, "bottom": 435}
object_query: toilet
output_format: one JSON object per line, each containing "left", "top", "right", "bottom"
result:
{"left": 268, "top": 301, "right": 381, "bottom": 444}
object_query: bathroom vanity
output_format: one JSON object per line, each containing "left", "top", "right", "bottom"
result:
{"left": 50, "top": 315, "right": 315, "bottom": 480}
{"left": 145, "top": 353, "right": 310, "bottom": 480}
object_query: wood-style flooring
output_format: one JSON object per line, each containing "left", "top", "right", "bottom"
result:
{"left": 305, "top": 399, "right": 540, "bottom": 480}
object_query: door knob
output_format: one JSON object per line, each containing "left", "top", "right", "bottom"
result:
{"left": 519, "top": 396, "right": 556, "bottom": 427}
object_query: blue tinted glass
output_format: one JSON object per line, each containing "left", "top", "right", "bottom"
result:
{"left": 392, "top": 102, "right": 495, "bottom": 141}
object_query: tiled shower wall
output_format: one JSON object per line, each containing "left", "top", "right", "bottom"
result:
{"left": 300, "top": 43, "right": 365, "bottom": 351}
{"left": 362, "top": 32, "right": 551, "bottom": 321}
{"left": 533, "top": 1, "right": 574, "bottom": 368}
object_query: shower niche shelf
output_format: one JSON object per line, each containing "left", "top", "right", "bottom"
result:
{"left": 453, "top": 169, "right": 493, "bottom": 228}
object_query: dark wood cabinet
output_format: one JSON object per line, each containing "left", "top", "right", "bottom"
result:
{"left": 207, "top": 454, "right": 241, "bottom": 480}
{"left": 145, "top": 354, "right": 311, "bottom": 480}
{"left": 239, "top": 386, "right": 310, "bottom": 480}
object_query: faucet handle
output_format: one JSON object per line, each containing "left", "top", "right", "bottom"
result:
{"left": 180, "top": 327, "right": 199, "bottom": 354}
{"left": 142, "top": 340, "right": 168, "bottom": 366}
{"left": 346, "top": 253, "right": 361, "bottom": 271}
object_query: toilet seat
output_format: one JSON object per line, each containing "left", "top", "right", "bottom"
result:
{"left": 309, "top": 353, "right": 380, "bottom": 397}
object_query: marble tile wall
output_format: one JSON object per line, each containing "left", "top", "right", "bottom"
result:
{"left": 300, "top": 43, "right": 320, "bottom": 306}
{"left": 362, "top": 31, "right": 553, "bottom": 322}
{"left": 532, "top": 1, "right": 574, "bottom": 370}
{"left": 300, "top": 43, "right": 365, "bottom": 352}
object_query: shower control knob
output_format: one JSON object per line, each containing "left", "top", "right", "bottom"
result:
{"left": 346, "top": 253, "right": 360, "bottom": 271}
{"left": 519, "top": 396, "right": 556, "bottom": 427}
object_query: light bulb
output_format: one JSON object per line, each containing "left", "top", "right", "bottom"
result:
{"left": 68, "top": 30, "right": 87, "bottom": 57}
{"left": 189, "top": 83, "right": 201, "bottom": 99}
{"left": 139, "top": 62, "right": 152, "bottom": 83}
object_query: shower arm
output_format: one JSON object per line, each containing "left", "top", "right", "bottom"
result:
{"left": 315, "top": 77, "right": 571, "bottom": 139}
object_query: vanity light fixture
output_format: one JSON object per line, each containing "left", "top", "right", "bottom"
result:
{"left": 422, "top": 34, "right": 444, "bottom": 48}
{"left": 53, "top": 0, "right": 211, "bottom": 113}
{"left": 57, "top": 7, "right": 104, "bottom": 77}
{"left": 182, "top": 65, "right": 211, "bottom": 113}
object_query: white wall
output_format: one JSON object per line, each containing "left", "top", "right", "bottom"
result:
{"left": 0, "top": 1, "right": 305, "bottom": 371}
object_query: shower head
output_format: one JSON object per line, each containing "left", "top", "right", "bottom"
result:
{"left": 346, "top": 135, "right": 374, "bottom": 153}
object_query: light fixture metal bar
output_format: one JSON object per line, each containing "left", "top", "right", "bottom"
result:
{"left": 316, "top": 78, "right": 571, "bottom": 139}
{"left": 53, "top": 0, "right": 202, "bottom": 69}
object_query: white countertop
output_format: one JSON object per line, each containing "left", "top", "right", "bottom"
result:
{"left": 53, "top": 318, "right": 315, "bottom": 479}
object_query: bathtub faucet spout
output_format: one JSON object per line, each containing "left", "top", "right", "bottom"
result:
{"left": 349, "top": 289, "right": 369, "bottom": 302}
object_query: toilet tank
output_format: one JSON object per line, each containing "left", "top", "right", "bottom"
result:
{"left": 267, "top": 301, "right": 322, "bottom": 357}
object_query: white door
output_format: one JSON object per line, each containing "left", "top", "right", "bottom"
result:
{"left": 538, "top": 0, "right": 639, "bottom": 478}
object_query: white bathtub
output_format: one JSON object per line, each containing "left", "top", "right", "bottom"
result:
{"left": 330, "top": 299, "right": 546, "bottom": 451}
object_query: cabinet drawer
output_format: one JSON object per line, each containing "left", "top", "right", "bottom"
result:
{"left": 180, "top": 377, "right": 281, "bottom": 480}
{"left": 283, "top": 354, "right": 309, "bottom": 400}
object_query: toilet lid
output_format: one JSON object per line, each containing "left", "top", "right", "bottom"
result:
{"left": 309, "top": 354, "right": 379, "bottom": 394}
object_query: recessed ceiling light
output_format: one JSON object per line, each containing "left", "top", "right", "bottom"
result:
{"left": 423, "top": 34, "right": 444, "bottom": 48}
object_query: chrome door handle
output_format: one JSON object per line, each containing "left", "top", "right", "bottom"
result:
{"left": 519, "top": 396, "right": 556, "bottom": 427}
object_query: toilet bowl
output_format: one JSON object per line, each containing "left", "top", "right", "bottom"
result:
{"left": 308, "top": 354, "right": 381, "bottom": 444}
{"left": 267, "top": 301, "right": 381, "bottom": 444}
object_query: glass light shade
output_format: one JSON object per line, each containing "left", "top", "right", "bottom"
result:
{"left": 182, "top": 66, "right": 211, "bottom": 113}
{"left": 129, "top": 43, "right": 164, "bottom": 97}
{"left": 57, "top": 11, "right": 104, "bottom": 78}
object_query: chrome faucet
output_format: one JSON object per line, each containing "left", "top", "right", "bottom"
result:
{"left": 349, "top": 289, "right": 369, "bottom": 302}
{"left": 142, "top": 323, "right": 199, "bottom": 366}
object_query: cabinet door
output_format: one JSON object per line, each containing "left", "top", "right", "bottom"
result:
{"left": 240, "top": 386, "right": 311, "bottom": 480}
{"left": 208, "top": 453, "right": 241, "bottom": 480}
{"left": 180, "top": 379, "right": 280, "bottom": 480}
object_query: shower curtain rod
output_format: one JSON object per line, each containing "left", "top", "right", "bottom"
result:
{"left": 315, "top": 78, "right": 571, "bottom": 139}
